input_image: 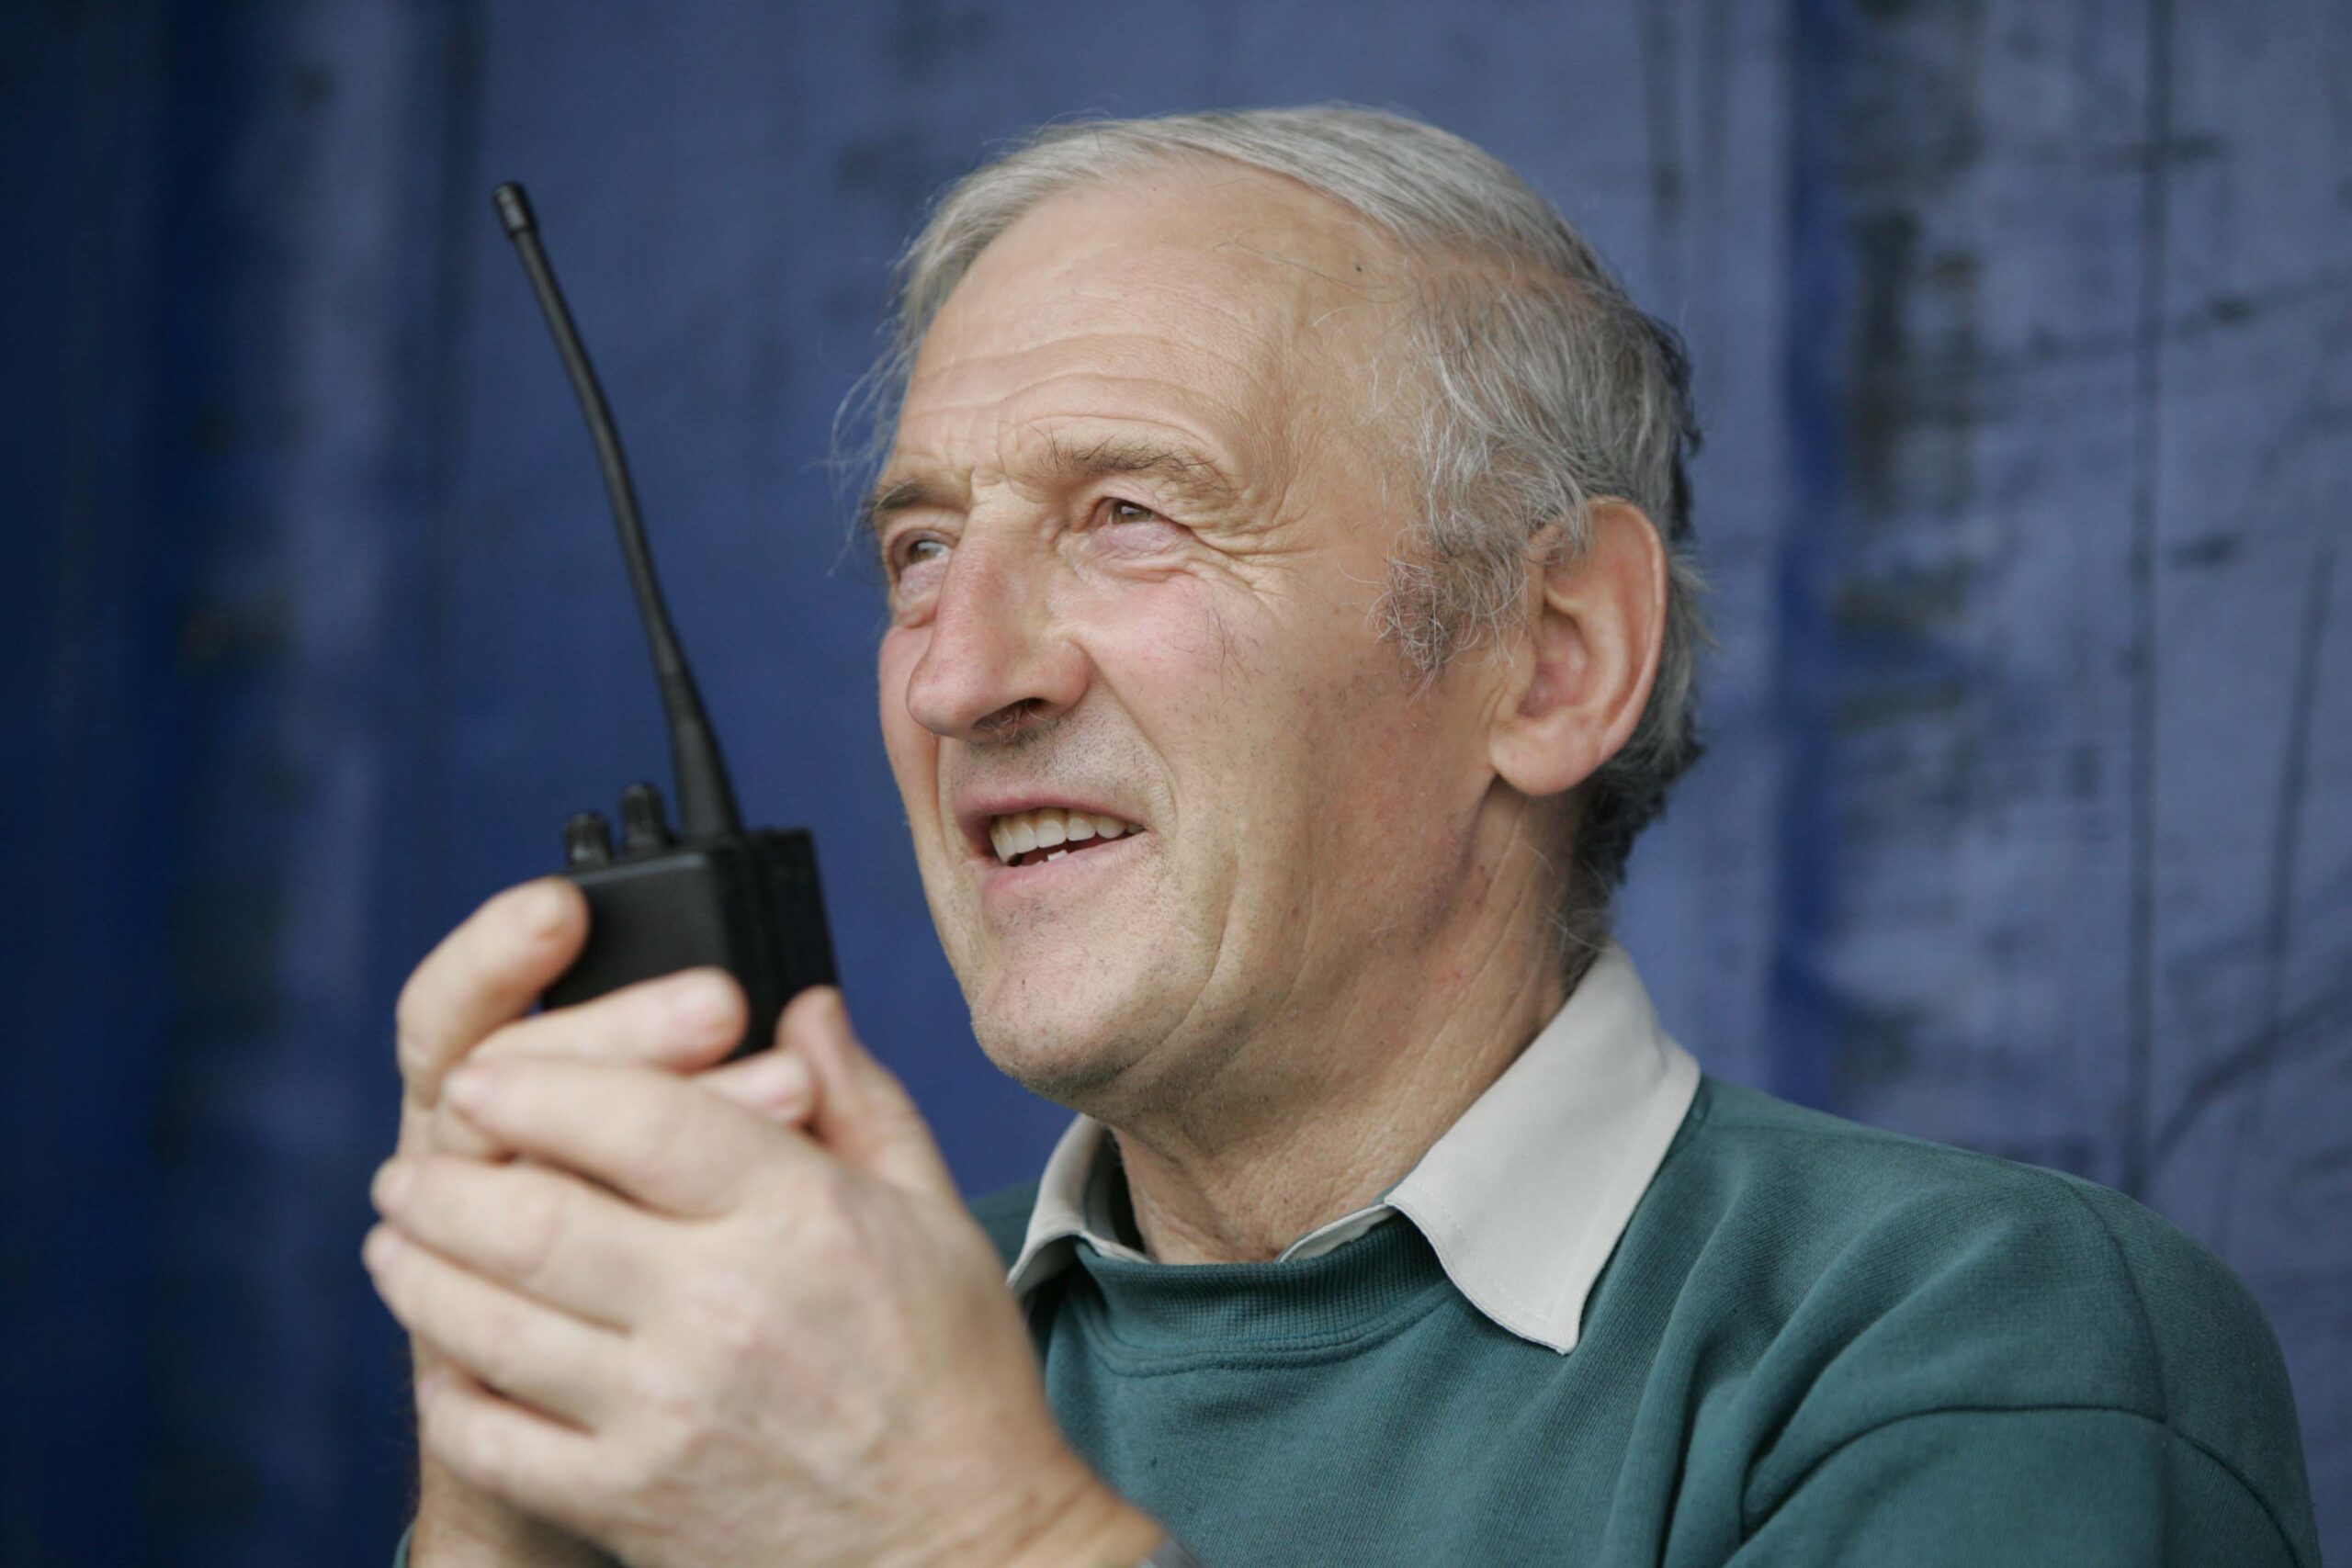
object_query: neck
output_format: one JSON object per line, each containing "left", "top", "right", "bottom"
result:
{"left": 1106, "top": 873, "right": 1577, "bottom": 1265}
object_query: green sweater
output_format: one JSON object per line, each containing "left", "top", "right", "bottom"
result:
{"left": 975, "top": 1077, "right": 2319, "bottom": 1565}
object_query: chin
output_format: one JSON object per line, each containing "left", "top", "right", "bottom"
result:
{"left": 966, "top": 985, "right": 1157, "bottom": 1111}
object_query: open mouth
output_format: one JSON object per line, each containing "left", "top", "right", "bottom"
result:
{"left": 987, "top": 807, "right": 1146, "bottom": 869}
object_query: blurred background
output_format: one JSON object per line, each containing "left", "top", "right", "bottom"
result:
{"left": 5, "top": 0, "right": 2346, "bottom": 1562}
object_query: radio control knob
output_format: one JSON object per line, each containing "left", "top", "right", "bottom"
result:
{"left": 564, "top": 810, "right": 616, "bottom": 867}
{"left": 618, "top": 782, "right": 673, "bottom": 853}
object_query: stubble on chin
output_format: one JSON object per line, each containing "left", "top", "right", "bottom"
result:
{"left": 951, "top": 901, "right": 1158, "bottom": 1103}
{"left": 970, "top": 1002, "right": 1139, "bottom": 1110}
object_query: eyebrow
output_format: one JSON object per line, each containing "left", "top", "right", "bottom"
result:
{"left": 859, "top": 476, "right": 957, "bottom": 542}
{"left": 861, "top": 434, "right": 1243, "bottom": 543}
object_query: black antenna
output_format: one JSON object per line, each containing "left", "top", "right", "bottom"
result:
{"left": 493, "top": 181, "right": 742, "bottom": 840}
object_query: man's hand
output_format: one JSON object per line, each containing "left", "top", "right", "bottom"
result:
{"left": 388, "top": 878, "right": 819, "bottom": 1565}
{"left": 394, "top": 881, "right": 814, "bottom": 1162}
{"left": 368, "top": 985, "right": 1162, "bottom": 1568}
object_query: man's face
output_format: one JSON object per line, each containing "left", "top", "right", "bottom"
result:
{"left": 872, "top": 163, "right": 1501, "bottom": 1117}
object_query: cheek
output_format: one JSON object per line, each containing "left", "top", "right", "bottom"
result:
{"left": 1076, "top": 578, "right": 1357, "bottom": 867}
{"left": 1252, "top": 633, "right": 1466, "bottom": 877}
{"left": 1067, "top": 576, "right": 1270, "bottom": 757}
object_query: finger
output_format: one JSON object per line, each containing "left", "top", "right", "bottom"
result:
{"left": 414, "top": 1361, "right": 607, "bottom": 1535}
{"left": 396, "top": 879, "right": 586, "bottom": 1110}
{"left": 433, "top": 1048, "right": 816, "bottom": 1159}
{"left": 434, "top": 1043, "right": 815, "bottom": 1160}
{"left": 366, "top": 1223, "right": 625, "bottom": 1428}
{"left": 789, "top": 988, "right": 957, "bottom": 1200}
{"left": 428, "top": 1103, "right": 512, "bottom": 1161}
{"left": 481, "top": 966, "right": 747, "bottom": 1070}
{"left": 375, "top": 1154, "right": 669, "bottom": 1329}
{"left": 431, "top": 968, "right": 750, "bottom": 1158}
{"left": 695, "top": 1043, "right": 818, "bottom": 1126}
{"left": 441, "top": 1056, "right": 801, "bottom": 1217}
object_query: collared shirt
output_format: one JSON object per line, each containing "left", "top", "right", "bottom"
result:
{"left": 1004, "top": 941, "right": 1702, "bottom": 1353}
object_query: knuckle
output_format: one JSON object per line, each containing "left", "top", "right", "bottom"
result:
{"left": 371, "top": 1253, "right": 415, "bottom": 1322}
{"left": 428, "top": 1102, "right": 499, "bottom": 1158}
{"left": 503, "top": 1179, "right": 571, "bottom": 1286}
{"left": 624, "top": 1351, "right": 707, "bottom": 1432}
{"left": 681, "top": 1266, "right": 776, "bottom": 1359}
{"left": 443, "top": 1407, "right": 513, "bottom": 1494}
{"left": 392, "top": 978, "right": 443, "bottom": 1086}
{"left": 470, "top": 1300, "right": 526, "bottom": 1386}
{"left": 418, "top": 1373, "right": 482, "bottom": 1472}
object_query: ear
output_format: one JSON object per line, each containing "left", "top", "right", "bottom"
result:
{"left": 1487, "top": 502, "right": 1668, "bottom": 799}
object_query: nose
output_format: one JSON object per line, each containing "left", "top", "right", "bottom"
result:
{"left": 902, "top": 536, "right": 1089, "bottom": 743}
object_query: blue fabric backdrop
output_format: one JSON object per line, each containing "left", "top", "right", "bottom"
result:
{"left": 6, "top": 2, "right": 2346, "bottom": 1562}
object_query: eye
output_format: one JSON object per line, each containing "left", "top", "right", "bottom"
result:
{"left": 888, "top": 534, "right": 949, "bottom": 576}
{"left": 885, "top": 534, "right": 953, "bottom": 610}
{"left": 1090, "top": 498, "right": 1186, "bottom": 554}
{"left": 1086, "top": 502, "right": 1194, "bottom": 564}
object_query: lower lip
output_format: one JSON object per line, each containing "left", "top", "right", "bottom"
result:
{"left": 977, "top": 831, "right": 1148, "bottom": 910}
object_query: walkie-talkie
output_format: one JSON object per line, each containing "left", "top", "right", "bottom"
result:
{"left": 493, "top": 181, "right": 836, "bottom": 1058}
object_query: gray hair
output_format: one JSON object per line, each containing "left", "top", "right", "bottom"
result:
{"left": 849, "top": 106, "right": 1707, "bottom": 955}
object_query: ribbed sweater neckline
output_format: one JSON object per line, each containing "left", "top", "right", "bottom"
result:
{"left": 1067, "top": 1214, "right": 1452, "bottom": 1354}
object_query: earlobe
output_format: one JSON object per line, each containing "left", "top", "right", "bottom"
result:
{"left": 1487, "top": 502, "right": 1668, "bottom": 801}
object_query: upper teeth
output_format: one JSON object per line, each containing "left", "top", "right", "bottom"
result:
{"left": 989, "top": 807, "right": 1137, "bottom": 864}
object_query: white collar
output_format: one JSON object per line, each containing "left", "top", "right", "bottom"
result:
{"left": 1004, "top": 942, "right": 1701, "bottom": 1353}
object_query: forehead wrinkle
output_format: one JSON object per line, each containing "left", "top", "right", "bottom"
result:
{"left": 888, "top": 165, "right": 1424, "bottom": 545}
{"left": 1031, "top": 427, "right": 1244, "bottom": 509}
{"left": 887, "top": 355, "right": 1278, "bottom": 515}
{"left": 865, "top": 414, "right": 1251, "bottom": 539}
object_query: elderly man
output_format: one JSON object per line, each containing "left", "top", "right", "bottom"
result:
{"left": 368, "top": 109, "right": 2318, "bottom": 1566}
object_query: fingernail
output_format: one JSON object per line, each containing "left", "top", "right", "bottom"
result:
{"left": 670, "top": 972, "right": 734, "bottom": 1031}
{"left": 742, "top": 1048, "right": 813, "bottom": 1106}
{"left": 444, "top": 1066, "right": 492, "bottom": 1112}
{"left": 519, "top": 881, "right": 570, "bottom": 937}
{"left": 372, "top": 1159, "right": 414, "bottom": 1214}
{"left": 786, "top": 985, "right": 850, "bottom": 1042}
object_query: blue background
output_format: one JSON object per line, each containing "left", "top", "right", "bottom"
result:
{"left": 6, "top": 1, "right": 2346, "bottom": 1562}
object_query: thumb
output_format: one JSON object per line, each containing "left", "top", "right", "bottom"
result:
{"left": 780, "top": 987, "right": 956, "bottom": 1200}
